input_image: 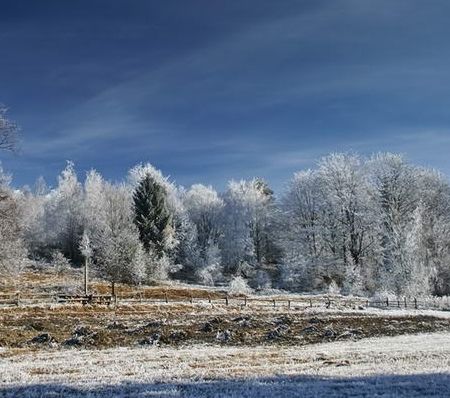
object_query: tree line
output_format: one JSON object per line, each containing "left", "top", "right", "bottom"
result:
{"left": 1, "top": 110, "right": 449, "bottom": 297}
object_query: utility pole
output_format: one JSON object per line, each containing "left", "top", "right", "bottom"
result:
{"left": 84, "top": 256, "right": 89, "bottom": 296}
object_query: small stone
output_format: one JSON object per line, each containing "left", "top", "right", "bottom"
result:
{"left": 30, "top": 333, "right": 55, "bottom": 345}
{"left": 201, "top": 322, "right": 214, "bottom": 332}
{"left": 323, "top": 328, "right": 336, "bottom": 338}
{"left": 216, "top": 330, "right": 232, "bottom": 342}
{"left": 73, "top": 326, "right": 91, "bottom": 337}
{"left": 168, "top": 330, "right": 187, "bottom": 341}
{"left": 140, "top": 333, "right": 161, "bottom": 346}
{"left": 63, "top": 336, "right": 83, "bottom": 347}
{"left": 301, "top": 325, "right": 319, "bottom": 335}
{"left": 267, "top": 324, "right": 290, "bottom": 340}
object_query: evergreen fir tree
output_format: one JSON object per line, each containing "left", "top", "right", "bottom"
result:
{"left": 133, "top": 173, "right": 171, "bottom": 257}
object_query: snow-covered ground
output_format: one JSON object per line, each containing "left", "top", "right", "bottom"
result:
{"left": 1, "top": 332, "right": 449, "bottom": 397}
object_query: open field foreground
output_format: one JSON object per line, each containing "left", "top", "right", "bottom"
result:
{"left": 1, "top": 303, "right": 450, "bottom": 350}
{"left": 1, "top": 332, "right": 449, "bottom": 397}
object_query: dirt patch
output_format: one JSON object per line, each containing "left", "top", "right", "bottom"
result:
{"left": 0, "top": 303, "right": 449, "bottom": 352}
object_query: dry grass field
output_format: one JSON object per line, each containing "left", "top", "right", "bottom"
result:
{"left": 1, "top": 333, "right": 449, "bottom": 397}
{"left": 1, "top": 268, "right": 450, "bottom": 397}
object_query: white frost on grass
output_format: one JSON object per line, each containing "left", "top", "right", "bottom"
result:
{"left": 1, "top": 333, "right": 450, "bottom": 397}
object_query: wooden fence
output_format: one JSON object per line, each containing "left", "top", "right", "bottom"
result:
{"left": 0, "top": 292, "right": 115, "bottom": 307}
{"left": 0, "top": 291, "right": 448, "bottom": 311}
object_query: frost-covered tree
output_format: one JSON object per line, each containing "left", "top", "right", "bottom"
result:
{"left": 0, "top": 164, "right": 26, "bottom": 276}
{"left": 367, "top": 153, "right": 419, "bottom": 294}
{"left": 318, "top": 153, "right": 375, "bottom": 293}
{"left": 43, "top": 162, "right": 84, "bottom": 262}
{"left": 19, "top": 177, "right": 49, "bottom": 259}
{"left": 415, "top": 168, "right": 450, "bottom": 295}
{"left": 278, "top": 158, "right": 372, "bottom": 293}
{"left": 4, "top": 150, "right": 450, "bottom": 296}
{"left": 402, "top": 205, "right": 433, "bottom": 296}
{"left": 279, "top": 169, "right": 327, "bottom": 291}
{"left": 279, "top": 152, "right": 450, "bottom": 296}
{"left": 184, "top": 184, "right": 223, "bottom": 255}
{"left": 83, "top": 170, "right": 107, "bottom": 242}
{"left": 92, "top": 182, "right": 146, "bottom": 291}
{"left": 182, "top": 184, "right": 224, "bottom": 281}
{"left": 170, "top": 209, "right": 200, "bottom": 279}
{"left": 220, "top": 179, "right": 279, "bottom": 285}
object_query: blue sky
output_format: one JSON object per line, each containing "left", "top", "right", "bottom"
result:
{"left": 1, "top": 0, "right": 450, "bottom": 192}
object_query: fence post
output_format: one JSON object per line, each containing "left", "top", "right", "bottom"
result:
{"left": 16, "top": 292, "right": 20, "bottom": 307}
{"left": 414, "top": 298, "right": 418, "bottom": 309}
{"left": 165, "top": 293, "right": 168, "bottom": 304}
{"left": 244, "top": 297, "right": 247, "bottom": 307}
{"left": 190, "top": 295, "right": 193, "bottom": 304}
{"left": 273, "top": 299, "right": 276, "bottom": 308}
{"left": 83, "top": 257, "right": 89, "bottom": 296}
{"left": 288, "top": 300, "right": 291, "bottom": 309}
{"left": 309, "top": 299, "right": 312, "bottom": 308}
{"left": 366, "top": 299, "right": 369, "bottom": 308}
{"left": 208, "top": 295, "right": 211, "bottom": 304}
{"left": 404, "top": 297, "right": 407, "bottom": 308}
{"left": 397, "top": 300, "right": 400, "bottom": 308}
{"left": 225, "top": 295, "right": 229, "bottom": 306}
{"left": 386, "top": 298, "right": 389, "bottom": 307}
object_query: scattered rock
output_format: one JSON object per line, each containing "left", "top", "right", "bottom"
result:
{"left": 27, "top": 322, "right": 46, "bottom": 332}
{"left": 267, "top": 324, "right": 290, "bottom": 340}
{"left": 73, "top": 325, "right": 91, "bottom": 337}
{"left": 323, "top": 328, "right": 337, "bottom": 338}
{"left": 216, "top": 330, "right": 232, "bottom": 342}
{"left": 274, "top": 316, "right": 292, "bottom": 326}
{"left": 140, "top": 333, "right": 161, "bottom": 346}
{"left": 234, "top": 316, "right": 252, "bottom": 328}
{"left": 63, "top": 336, "right": 83, "bottom": 347}
{"left": 201, "top": 322, "right": 214, "bottom": 333}
{"left": 301, "top": 325, "right": 319, "bottom": 335}
{"left": 323, "top": 359, "right": 351, "bottom": 367}
{"left": 308, "top": 317, "right": 322, "bottom": 324}
{"left": 145, "top": 321, "right": 163, "bottom": 328}
{"left": 202, "top": 317, "right": 224, "bottom": 333}
{"left": 30, "top": 333, "right": 56, "bottom": 346}
{"left": 336, "top": 331, "right": 355, "bottom": 340}
{"left": 168, "top": 330, "right": 187, "bottom": 342}
{"left": 63, "top": 325, "right": 97, "bottom": 347}
{"left": 107, "top": 321, "right": 127, "bottom": 330}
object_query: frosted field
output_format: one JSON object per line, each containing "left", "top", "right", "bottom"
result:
{"left": 1, "top": 332, "right": 449, "bottom": 397}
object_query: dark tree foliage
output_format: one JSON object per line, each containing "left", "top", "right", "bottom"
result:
{"left": 133, "top": 173, "right": 171, "bottom": 257}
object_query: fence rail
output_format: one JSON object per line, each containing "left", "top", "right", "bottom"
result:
{"left": 0, "top": 291, "right": 448, "bottom": 311}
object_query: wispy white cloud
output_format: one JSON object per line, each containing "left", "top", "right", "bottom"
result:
{"left": 5, "top": 0, "right": 450, "bottom": 189}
